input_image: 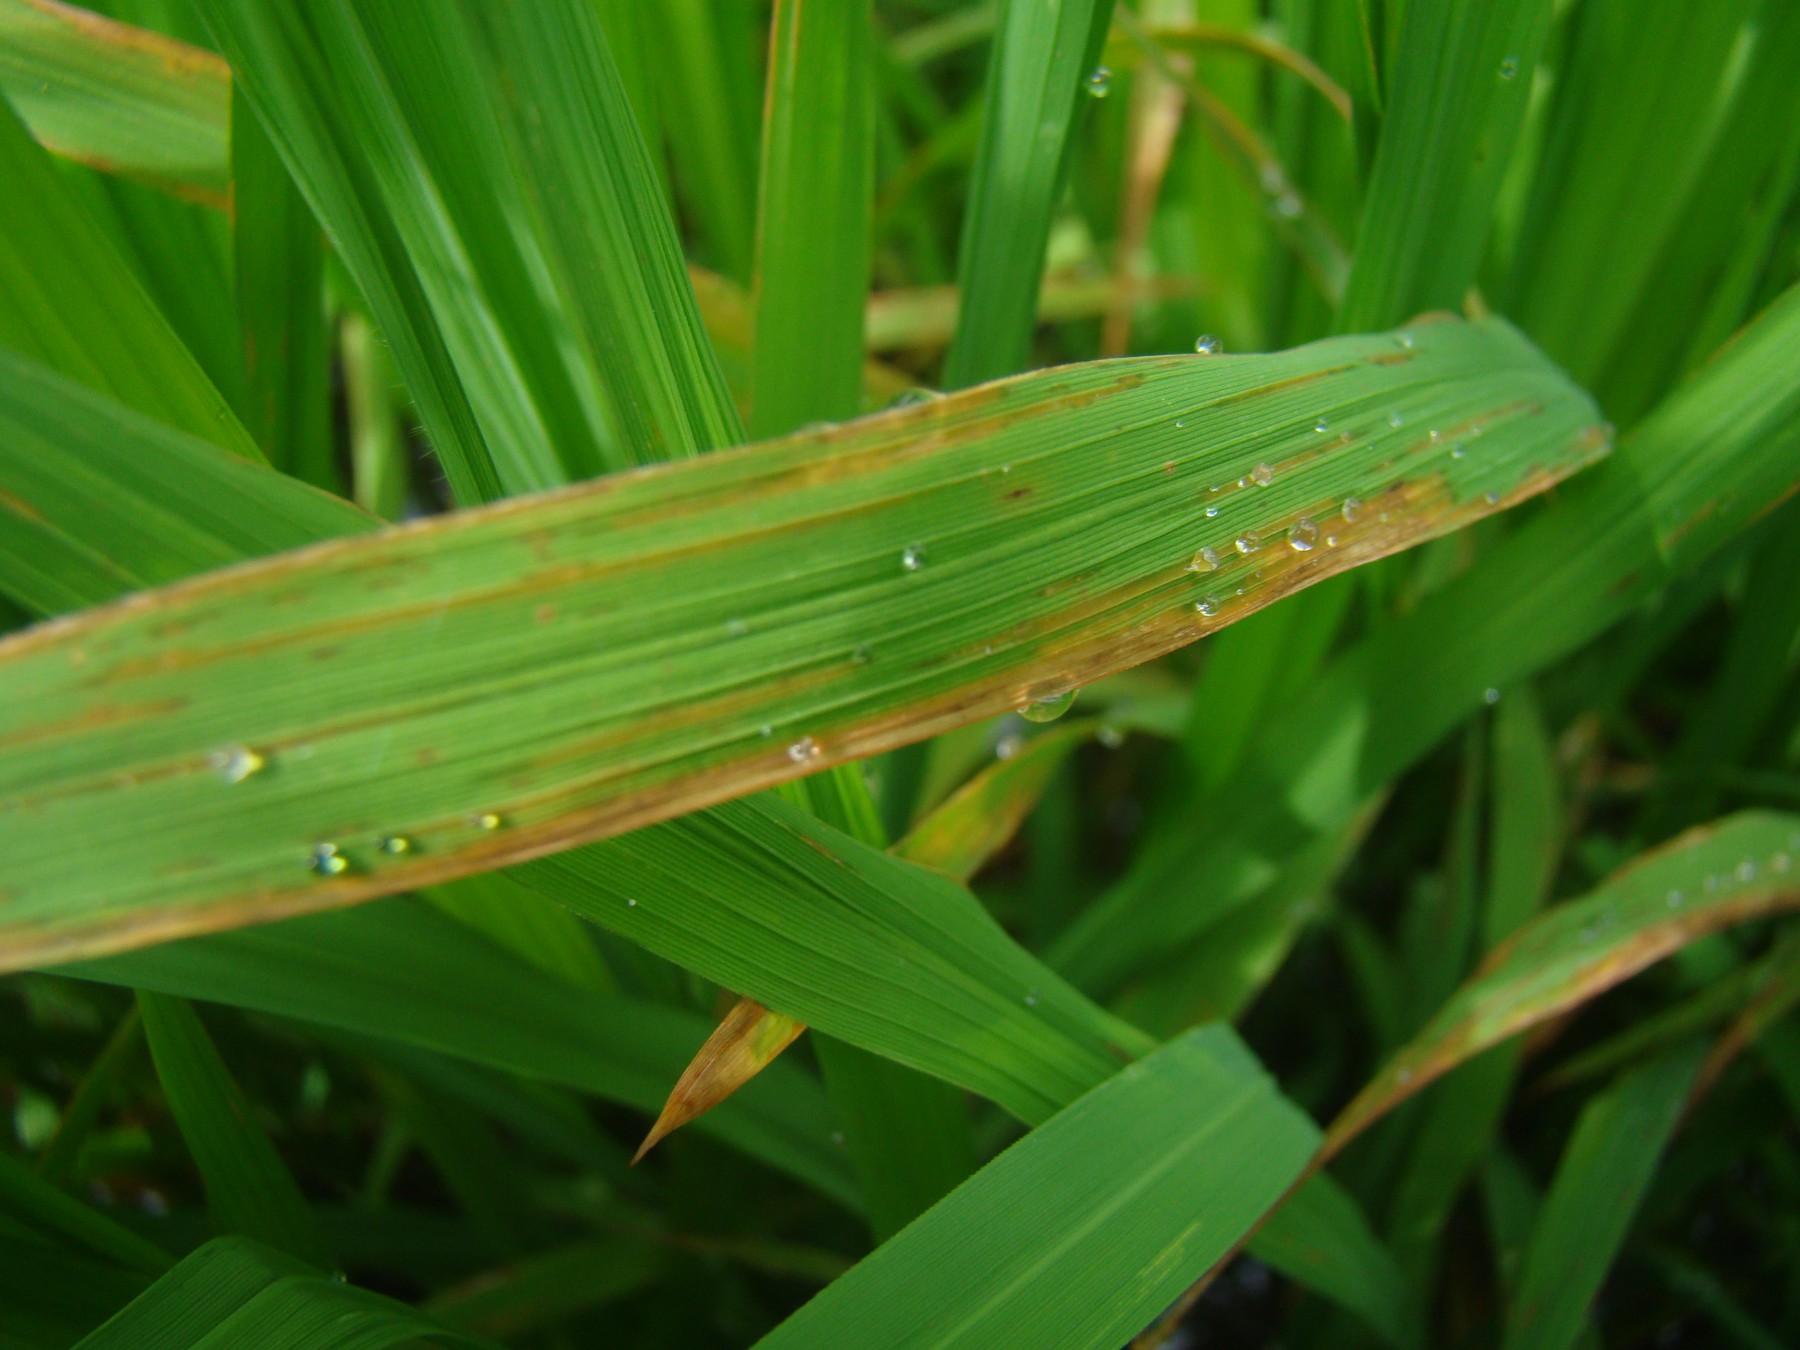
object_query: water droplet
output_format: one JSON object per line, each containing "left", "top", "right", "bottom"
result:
{"left": 474, "top": 812, "right": 503, "bottom": 831}
{"left": 1085, "top": 65, "right": 1111, "bottom": 97}
{"left": 627, "top": 897, "right": 638, "bottom": 907}
{"left": 758, "top": 724, "right": 773, "bottom": 738}
{"left": 210, "top": 746, "right": 265, "bottom": 784}
{"left": 1481, "top": 687, "right": 1501, "bottom": 706}
{"left": 1428, "top": 428, "right": 1441, "bottom": 443}
{"left": 1194, "top": 335, "right": 1222, "bottom": 356}
{"left": 901, "top": 545, "right": 925, "bottom": 572}
{"left": 1450, "top": 443, "right": 1466, "bottom": 459}
{"left": 853, "top": 644, "right": 872, "bottom": 664}
{"left": 1396, "top": 332, "right": 1415, "bottom": 350}
{"left": 1324, "top": 533, "right": 1339, "bottom": 547}
{"left": 1274, "top": 192, "right": 1302, "bottom": 219}
{"left": 1204, "top": 505, "right": 1220, "bottom": 518}
{"left": 1342, "top": 496, "right": 1363, "bottom": 522}
{"left": 1234, "top": 530, "right": 1261, "bottom": 554}
{"left": 1289, "top": 518, "right": 1319, "bottom": 551}
{"left": 889, "top": 387, "right": 939, "bottom": 409}
{"left": 1175, "top": 419, "right": 1186, "bottom": 429}
{"left": 1314, "top": 418, "right": 1330, "bottom": 434}
{"left": 1251, "top": 462, "right": 1274, "bottom": 486}
{"left": 1024, "top": 991, "right": 1039, "bottom": 1007}
{"left": 1019, "top": 689, "right": 1078, "bottom": 723}
{"left": 1258, "top": 161, "right": 1287, "bottom": 194}
{"left": 1483, "top": 491, "right": 1500, "bottom": 505}
{"left": 787, "top": 736, "right": 820, "bottom": 763}
{"left": 725, "top": 618, "right": 747, "bottom": 637}
{"left": 1387, "top": 410, "right": 1405, "bottom": 429}
{"left": 1736, "top": 859, "right": 1758, "bottom": 883}
{"left": 1666, "top": 889, "right": 1685, "bottom": 909}
{"left": 378, "top": 834, "right": 412, "bottom": 855}
{"left": 1499, "top": 55, "right": 1519, "bottom": 79}
{"left": 996, "top": 732, "right": 1022, "bottom": 760}
{"left": 1189, "top": 545, "right": 1221, "bottom": 572}
{"left": 1196, "top": 595, "right": 1221, "bottom": 617}
{"left": 308, "top": 843, "right": 348, "bottom": 876}
{"left": 1097, "top": 725, "right": 1125, "bottom": 749}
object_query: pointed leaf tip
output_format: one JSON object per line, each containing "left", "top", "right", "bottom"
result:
{"left": 633, "top": 998, "right": 808, "bottom": 1164}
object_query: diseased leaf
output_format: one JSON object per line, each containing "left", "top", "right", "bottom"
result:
{"left": 631, "top": 999, "right": 807, "bottom": 1166}
{"left": 0, "top": 317, "right": 1603, "bottom": 972}
{"left": 1325, "top": 812, "right": 1800, "bottom": 1155}
{"left": 0, "top": 0, "right": 229, "bottom": 205}
{"left": 137, "top": 991, "right": 331, "bottom": 1267}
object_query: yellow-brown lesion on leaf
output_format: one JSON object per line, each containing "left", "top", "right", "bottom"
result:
{"left": 632, "top": 997, "right": 808, "bottom": 1165}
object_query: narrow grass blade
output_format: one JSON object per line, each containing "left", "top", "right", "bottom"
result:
{"left": 75, "top": 1235, "right": 499, "bottom": 1349}
{"left": 136, "top": 991, "right": 331, "bottom": 1268}
{"left": 756, "top": 1027, "right": 1319, "bottom": 1350}
{"left": 67, "top": 900, "right": 858, "bottom": 1209}
{"left": 1499, "top": 1045, "right": 1706, "bottom": 1350}
{"left": 0, "top": 96, "right": 254, "bottom": 458}
{"left": 0, "top": 0, "right": 229, "bottom": 205}
{"left": 1324, "top": 812, "right": 1800, "bottom": 1155}
{"left": 1334, "top": 0, "right": 1555, "bottom": 330}
{"left": 1503, "top": 0, "right": 1763, "bottom": 386}
{"left": 640, "top": 0, "right": 759, "bottom": 284}
{"left": 0, "top": 318, "right": 1603, "bottom": 971}
{"left": 1247, "top": 1173, "right": 1411, "bottom": 1347}
{"left": 943, "top": 0, "right": 1115, "bottom": 387}
{"left": 35, "top": 1004, "right": 143, "bottom": 1187}
{"left": 0, "top": 1148, "right": 169, "bottom": 1275}
{"left": 1054, "top": 282, "right": 1800, "bottom": 993}
{"left": 339, "top": 310, "right": 408, "bottom": 521}
{"left": 1592, "top": 2, "right": 1800, "bottom": 424}
{"left": 232, "top": 81, "right": 334, "bottom": 491}
{"left": 748, "top": 0, "right": 872, "bottom": 438}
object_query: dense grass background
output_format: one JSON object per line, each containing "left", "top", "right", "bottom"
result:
{"left": 2, "top": 0, "right": 1799, "bottom": 1346}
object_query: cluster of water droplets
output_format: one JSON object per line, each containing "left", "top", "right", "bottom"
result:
{"left": 1085, "top": 66, "right": 1111, "bottom": 98}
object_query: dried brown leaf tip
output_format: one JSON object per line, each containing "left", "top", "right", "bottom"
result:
{"left": 632, "top": 997, "right": 809, "bottom": 1165}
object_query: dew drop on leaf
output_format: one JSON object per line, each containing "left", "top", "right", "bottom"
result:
{"left": 211, "top": 746, "right": 265, "bottom": 784}
{"left": 1194, "top": 335, "right": 1221, "bottom": 355}
{"left": 1085, "top": 66, "right": 1111, "bottom": 97}
{"left": 1289, "top": 518, "right": 1319, "bottom": 551}
{"left": 1235, "top": 531, "right": 1261, "bottom": 554}
{"left": 308, "top": 843, "right": 348, "bottom": 876}
{"left": 1019, "top": 689, "right": 1078, "bottom": 723}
